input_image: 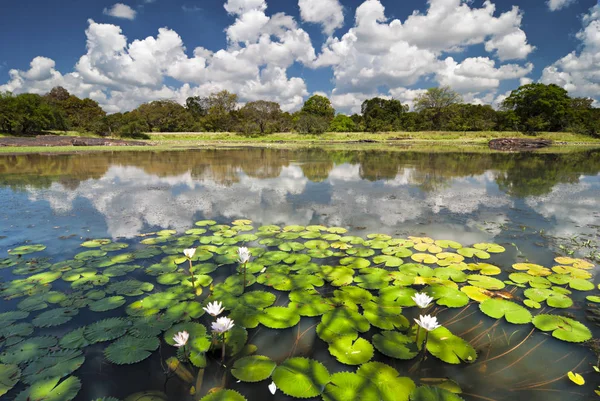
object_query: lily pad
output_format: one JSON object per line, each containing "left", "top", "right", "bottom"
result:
{"left": 356, "top": 362, "right": 415, "bottom": 401}
{"left": 426, "top": 327, "right": 477, "bottom": 364}
{"left": 409, "top": 386, "right": 465, "bottom": 401}
{"left": 199, "top": 390, "right": 246, "bottom": 401}
{"left": 104, "top": 335, "right": 160, "bottom": 365}
{"left": 8, "top": 244, "right": 46, "bottom": 255}
{"left": 479, "top": 299, "right": 532, "bottom": 324}
{"left": 84, "top": 318, "right": 130, "bottom": 343}
{"left": 373, "top": 331, "right": 418, "bottom": 360}
{"left": 89, "top": 296, "right": 127, "bottom": 312}
{"left": 0, "top": 364, "right": 20, "bottom": 396}
{"left": 259, "top": 307, "right": 300, "bottom": 329}
{"left": 532, "top": 314, "right": 592, "bottom": 342}
{"left": 0, "top": 336, "right": 58, "bottom": 364}
{"left": 272, "top": 357, "right": 330, "bottom": 398}
{"left": 22, "top": 349, "right": 84, "bottom": 384}
{"left": 231, "top": 355, "right": 276, "bottom": 382}
{"left": 328, "top": 336, "right": 374, "bottom": 365}
{"left": 14, "top": 376, "right": 81, "bottom": 401}
{"left": 322, "top": 372, "right": 380, "bottom": 401}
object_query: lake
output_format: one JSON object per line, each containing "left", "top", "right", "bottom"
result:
{"left": 0, "top": 147, "right": 599, "bottom": 401}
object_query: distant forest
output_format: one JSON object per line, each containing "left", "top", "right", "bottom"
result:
{"left": 1, "top": 83, "right": 599, "bottom": 137}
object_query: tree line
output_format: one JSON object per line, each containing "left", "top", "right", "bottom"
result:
{"left": 1, "top": 83, "right": 599, "bottom": 137}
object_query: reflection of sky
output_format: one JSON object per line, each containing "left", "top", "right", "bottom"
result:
{"left": 1, "top": 160, "right": 600, "bottom": 261}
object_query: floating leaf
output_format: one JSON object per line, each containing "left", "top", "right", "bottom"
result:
{"left": 259, "top": 307, "right": 300, "bottom": 329}
{"left": 22, "top": 349, "right": 84, "bottom": 384}
{"left": 466, "top": 275, "right": 505, "bottom": 290}
{"left": 231, "top": 355, "right": 276, "bottom": 382}
{"left": 409, "top": 386, "right": 465, "bottom": 401}
{"left": 32, "top": 308, "right": 78, "bottom": 328}
{"left": 373, "top": 331, "right": 418, "bottom": 360}
{"left": 199, "top": 389, "right": 246, "bottom": 401}
{"left": 322, "top": 372, "right": 380, "bottom": 401}
{"left": 328, "top": 336, "right": 374, "bottom": 365}
{"left": 479, "top": 299, "right": 532, "bottom": 324}
{"left": 356, "top": 362, "right": 415, "bottom": 401}
{"left": 426, "top": 327, "right": 477, "bottom": 364}
{"left": 89, "top": 296, "right": 127, "bottom": 312}
{"left": 104, "top": 335, "right": 159, "bottom": 365}
{"left": 0, "top": 336, "right": 58, "bottom": 364}
{"left": 567, "top": 371, "right": 585, "bottom": 385}
{"left": 59, "top": 328, "right": 90, "bottom": 349}
{"left": 14, "top": 376, "right": 81, "bottom": 401}
{"left": 457, "top": 248, "right": 490, "bottom": 260}
{"left": 473, "top": 243, "right": 505, "bottom": 253}
{"left": 532, "top": 314, "right": 592, "bottom": 342}
{"left": 272, "top": 357, "right": 330, "bottom": 398}
{"left": 84, "top": 318, "right": 129, "bottom": 343}
{"left": 81, "top": 239, "right": 111, "bottom": 248}
{"left": 426, "top": 285, "right": 469, "bottom": 308}
{"left": 8, "top": 244, "right": 46, "bottom": 255}
{"left": 512, "top": 263, "right": 551, "bottom": 277}
{"left": 0, "top": 364, "right": 20, "bottom": 396}
{"left": 411, "top": 254, "right": 438, "bottom": 264}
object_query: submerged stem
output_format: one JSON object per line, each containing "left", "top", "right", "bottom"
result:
{"left": 188, "top": 259, "right": 196, "bottom": 289}
{"left": 221, "top": 334, "right": 226, "bottom": 363}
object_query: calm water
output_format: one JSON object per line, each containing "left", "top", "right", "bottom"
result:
{"left": 0, "top": 147, "right": 599, "bottom": 401}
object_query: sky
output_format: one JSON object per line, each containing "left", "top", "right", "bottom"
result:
{"left": 0, "top": 0, "right": 599, "bottom": 114}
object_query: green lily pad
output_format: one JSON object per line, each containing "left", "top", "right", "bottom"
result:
{"left": 104, "top": 335, "right": 160, "bottom": 365}
{"left": 322, "top": 372, "right": 380, "bottom": 401}
{"left": 0, "top": 336, "right": 58, "bottom": 364}
{"left": 426, "top": 285, "right": 469, "bottom": 308}
{"left": 466, "top": 275, "right": 505, "bottom": 290}
{"left": 84, "top": 318, "right": 129, "bottom": 343}
{"left": 356, "top": 362, "right": 415, "bottom": 401}
{"left": 8, "top": 244, "right": 46, "bottom": 255}
{"left": 373, "top": 331, "right": 418, "bottom": 360}
{"left": 457, "top": 248, "right": 490, "bottom": 260}
{"left": 479, "top": 299, "right": 532, "bottom": 324}
{"left": 532, "top": 314, "right": 592, "bottom": 342}
{"left": 32, "top": 308, "right": 78, "bottom": 328}
{"left": 59, "top": 328, "right": 90, "bottom": 349}
{"left": 472, "top": 243, "right": 505, "bottom": 253}
{"left": 89, "top": 296, "right": 127, "bottom": 312}
{"left": 569, "top": 278, "right": 595, "bottom": 291}
{"left": 14, "top": 376, "right": 81, "bottom": 401}
{"left": 346, "top": 248, "right": 375, "bottom": 257}
{"left": 272, "top": 357, "right": 330, "bottom": 398}
{"left": 409, "top": 386, "right": 465, "bottom": 401}
{"left": 107, "top": 280, "right": 154, "bottom": 296}
{"left": 0, "top": 364, "right": 20, "bottom": 396}
{"left": 22, "top": 349, "right": 84, "bottom": 384}
{"left": 74, "top": 250, "right": 107, "bottom": 260}
{"left": 259, "top": 307, "right": 301, "bottom": 329}
{"left": 373, "top": 255, "right": 403, "bottom": 267}
{"left": 231, "top": 355, "right": 276, "bottom": 382}
{"left": 317, "top": 308, "right": 370, "bottom": 343}
{"left": 426, "top": 327, "right": 477, "bottom": 364}
{"left": 199, "top": 390, "right": 246, "bottom": 401}
{"left": 328, "top": 336, "right": 374, "bottom": 365}
{"left": 81, "top": 239, "right": 111, "bottom": 248}
{"left": 411, "top": 254, "right": 438, "bottom": 264}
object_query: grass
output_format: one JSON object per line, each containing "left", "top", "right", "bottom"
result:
{"left": 147, "top": 131, "right": 600, "bottom": 144}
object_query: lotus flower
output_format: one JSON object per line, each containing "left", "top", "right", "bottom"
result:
{"left": 203, "top": 301, "right": 224, "bottom": 317}
{"left": 173, "top": 331, "right": 189, "bottom": 347}
{"left": 412, "top": 292, "right": 434, "bottom": 309}
{"left": 237, "top": 247, "right": 251, "bottom": 264}
{"left": 212, "top": 316, "right": 235, "bottom": 333}
{"left": 414, "top": 314, "right": 441, "bottom": 332}
{"left": 183, "top": 248, "right": 196, "bottom": 259}
{"left": 268, "top": 381, "right": 277, "bottom": 395}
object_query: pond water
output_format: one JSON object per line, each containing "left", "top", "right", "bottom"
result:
{"left": 0, "top": 147, "right": 599, "bottom": 401}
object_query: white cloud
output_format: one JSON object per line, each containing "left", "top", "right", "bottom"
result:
{"left": 540, "top": 5, "right": 600, "bottom": 101}
{"left": 103, "top": 3, "right": 137, "bottom": 20}
{"left": 0, "top": 0, "right": 538, "bottom": 114}
{"left": 547, "top": 0, "right": 576, "bottom": 12}
{"left": 299, "top": 0, "right": 344, "bottom": 35}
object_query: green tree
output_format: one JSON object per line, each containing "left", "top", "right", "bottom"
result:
{"left": 414, "top": 86, "right": 462, "bottom": 130}
{"left": 238, "top": 100, "right": 283, "bottom": 135}
{"left": 301, "top": 95, "right": 335, "bottom": 121}
{"left": 204, "top": 90, "right": 239, "bottom": 132}
{"left": 361, "top": 97, "right": 408, "bottom": 132}
{"left": 294, "top": 113, "right": 330, "bottom": 134}
{"left": 445, "top": 104, "right": 497, "bottom": 131}
{"left": 501, "top": 83, "right": 572, "bottom": 133}
{"left": 136, "top": 100, "right": 193, "bottom": 132}
{"left": 329, "top": 114, "right": 358, "bottom": 132}
{"left": 185, "top": 96, "right": 209, "bottom": 118}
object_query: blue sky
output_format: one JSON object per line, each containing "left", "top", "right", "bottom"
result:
{"left": 1, "top": 0, "right": 599, "bottom": 113}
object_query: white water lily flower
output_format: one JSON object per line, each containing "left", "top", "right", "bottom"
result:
{"left": 183, "top": 248, "right": 196, "bottom": 259}
{"left": 212, "top": 316, "right": 235, "bottom": 333}
{"left": 237, "top": 247, "right": 251, "bottom": 264}
{"left": 173, "top": 331, "right": 189, "bottom": 347}
{"left": 412, "top": 292, "right": 434, "bottom": 309}
{"left": 203, "top": 301, "right": 224, "bottom": 317}
{"left": 414, "top": 314, "right": 441, "bottom": 332}
{"left": 268, "top": 381, "right": 277, "bottom": 395}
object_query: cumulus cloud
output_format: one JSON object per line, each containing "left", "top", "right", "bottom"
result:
{"left": 103, "top": 3, "right": 137, "bottom": 20}
{"left": 299, "top": 0, "right": 344, "bottom": 35}
{"left": 1, "top": 0, "right": 538, "bottom": 114}
{"left": 547, "top": 0, "right": 576, "bottom": 12}
{"left": 541, "top": 5, "right": 600, "bottom": 100}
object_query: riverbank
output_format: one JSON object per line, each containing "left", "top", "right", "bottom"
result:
{"left": 0, "top": 131, "right": 599, "bottom": 154}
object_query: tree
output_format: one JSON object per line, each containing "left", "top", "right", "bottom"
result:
{"left": 185, "top": 96, "right": 209, "bottom": 118}
{"left": 61, "top": 96, "right": 106, "bottom": 132}
{"left": 414, "top": 86, "right": 462, "bottom": 130}
{"left": 238, "top": 100, "right": 283, "bottom": 135}
{"left": 12, "top": 94, "right": 64, "bottom": 134}
{"left": 329, "top": 114, "right": 358, "bottom": 132}
{"left": 137, "top": 100, "right": 193, "bottom": 132}
{"left": 204, "top": 90, "right": 239, "bottom": 132}
{"left": 301, "top": 95, "right": 335, "bottom": 121}
{"left": 501, "top": 83, "right": 572, "bottom": 133}
{"left": 45, "top": 86, "right": 70, "bottom": 103}
{"left": 294, "top": 113, "right": 330, "bottom": 134}
{"left": 361, "top": 97, "right": 408, "bottom": 132}
{"left": 445, "top": 104, "right": 497, "bottom": 131}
